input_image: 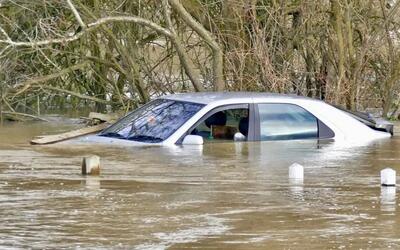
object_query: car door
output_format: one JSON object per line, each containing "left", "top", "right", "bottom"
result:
{"left": 178, "top": 103, "right": 257, "bottom": 143}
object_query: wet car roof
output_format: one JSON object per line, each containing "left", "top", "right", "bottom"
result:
{"left": 162, "top": 92, "right": 313, "bottom": 105}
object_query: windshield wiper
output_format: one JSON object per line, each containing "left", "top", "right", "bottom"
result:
{"left": 99, "top": 132, "right": 126, "bottom": 139}
{"left": 126, "top": 135, "right": 163, "bottom": 143}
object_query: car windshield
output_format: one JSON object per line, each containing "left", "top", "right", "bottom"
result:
{"left": 100, "top": 99, "right": 204, "bottom": 143}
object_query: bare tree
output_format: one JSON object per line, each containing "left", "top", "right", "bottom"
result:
{"left": 0, "top": 0, "right": 399, "bottom": 118}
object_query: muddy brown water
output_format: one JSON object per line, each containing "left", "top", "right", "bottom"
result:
{"left": 1, "top": 120, "right": 400, "bottom": 249}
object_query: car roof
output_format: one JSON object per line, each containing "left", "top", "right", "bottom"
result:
{"left": 162, "top": 92, "right": 314, "bottom": 105}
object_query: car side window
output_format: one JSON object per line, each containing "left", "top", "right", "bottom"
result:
{"left": 258, "top": 103, "right": 318, "bottom": 140}
{"left": 191, "top": 108, "right": 249, "bottom": 141}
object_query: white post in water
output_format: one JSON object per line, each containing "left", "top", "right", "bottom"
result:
{"left": 381, "top": 168, "right": 396, "bottom": 186}
{"left": 82, "top": 155, "right": 101, "bottom": 175}
{"left": 289, "top": 163, "right": 304, "bottom": 180}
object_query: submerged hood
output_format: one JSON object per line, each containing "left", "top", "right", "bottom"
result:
{"left": 61, "top": 134, "right": 157, "bottom": 147}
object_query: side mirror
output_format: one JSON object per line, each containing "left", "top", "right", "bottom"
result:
{"left": 234, "top": 132, "right": 246, "bottom": 141}
{"left": 182, "top": 135, "right": 204, "bottom": 145}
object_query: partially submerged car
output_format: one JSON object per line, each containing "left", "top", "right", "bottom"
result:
{"left": 72, "top": 92, "right": 393, "bottom": 146}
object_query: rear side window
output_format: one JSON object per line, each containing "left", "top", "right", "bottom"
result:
{"left": 258, "top": 103, "right": 318, "bottom": 140}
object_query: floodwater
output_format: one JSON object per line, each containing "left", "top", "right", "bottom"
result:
{"left": 0, "top": 119, "right": 400, "bottom": 249}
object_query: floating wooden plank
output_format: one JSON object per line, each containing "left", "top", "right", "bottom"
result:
{"left": 30, "top": 123, "right": 110, "bottom": 145}
{"left": 88, "top": 112, "right": 120, "bottom": 122}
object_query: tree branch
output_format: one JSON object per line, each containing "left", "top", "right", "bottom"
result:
{"left": 162, "top": 0, "right": 204, "bottom": 92}
{"left": 1, "top": 111, "right": 50, "bottom": 122}
{"left": 0, "top": 16, "right": 172, "bottom": 47}
{"left": 0, "top": 25, "right": 11, "bottom": 41}
{"left": 13, "top": 61, "right": 89, "bottom": 97}
{"left": 41, "top": 85, "right": 111, "bottom": 104}
{"left": 66, "top": 0, "right": 86, "bottom": 29}
{"left": 168, "top": 0, "right": 224, "bottom": 91}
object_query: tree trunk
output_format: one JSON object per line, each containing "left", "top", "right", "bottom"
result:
{"left": 330, "top": 0, "right": 346, "bottom": 106}
{"left": 169, "top": 0, "right": 225, "bottom": 91}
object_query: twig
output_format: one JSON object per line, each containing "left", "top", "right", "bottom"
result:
{"left": 168, "top": 0, "right": 224, "bottom": 90}
{"left": 0, "top": 26, "right": 11, "bottom": 41}
{"left": 13, "top": 61, "right": 89, "bottom": 97}
{"left": 41, "top": 85, "right": 111, "bottom": 105}
{"left": 161, "top": 0, "right": 204, "bottom": 92}
{"left": 2, "top": 111, "right": 50, "bottom": 122}
{"left": 66, "top": 0, "right": 86, "bottom": 29}
{"left": 0, "top": 15, "right": 172, "bottom": 47}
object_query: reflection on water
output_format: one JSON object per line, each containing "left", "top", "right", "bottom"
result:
{"left": 0, "top": 121, "right": 400, "bottom": 249}
{"left": 381, "top": 187, "right": 397, "bottom": 212}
